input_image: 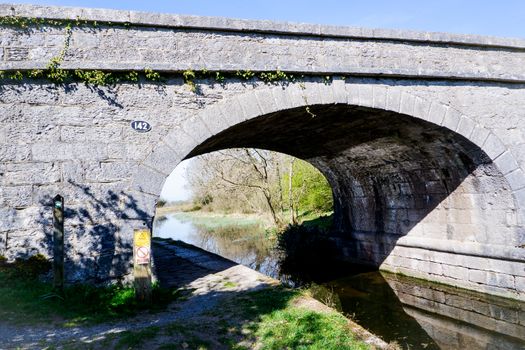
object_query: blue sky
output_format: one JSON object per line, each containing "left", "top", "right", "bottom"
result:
{"left": 7, "top": 0, "right": 525, "bottom": 38}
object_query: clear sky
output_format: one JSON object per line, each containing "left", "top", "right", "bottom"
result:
{"left": 6, "top": 0, "right": 525, "bottom": 38}
{"left": 7, "top": 1, "right": 524, "bottom": 200}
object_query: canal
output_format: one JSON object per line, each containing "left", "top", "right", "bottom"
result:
{"left": 154, "top": 212, "right": 525, "bottom": 350}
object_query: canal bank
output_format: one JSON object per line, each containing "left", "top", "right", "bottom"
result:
{"left": 154, "top": 211, "right": 525, "bottom": 349}
{"left": 152, "top": 238, "right": 388, "bottom": 349}
{"left": 0, "top": 238, "right": 386, "bottom": 349}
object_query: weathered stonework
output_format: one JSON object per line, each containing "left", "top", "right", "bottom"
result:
{"left": 0, "top": 4, "right": 525, "bottom": 298}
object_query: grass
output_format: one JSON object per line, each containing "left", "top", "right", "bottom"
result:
{"left": 223, "top": 281, "right": 238, "bottom": 288}
{"left": 172, "top": 211, "right": 266, "bottom": 229}
{"left": 114, "top": 326, "right": 161, "bottom": 349}
{"left": 3, "top": 211, "right": 370, "bottom": 349}
{"left": 97, "top": 287, "right": 370, "bottom": 350}
{"left": 0, "top": 255, "right": 184, "bottom": 326}
{"left": 256, "top": 308, "right": 368, "bottom": 350}
{"left": 226, "top": 287, "right": 369, "bottom": 350}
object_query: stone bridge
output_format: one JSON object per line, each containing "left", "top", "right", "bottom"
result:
{"left": 1, "top": 4, "right": 525, "bottom": 300}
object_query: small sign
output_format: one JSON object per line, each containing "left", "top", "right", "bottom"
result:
{"left": 134, "top": 229, "right": 151, "bottom": 265}
{"left": 130, "top": 120, "right": 152, "bottom": 133}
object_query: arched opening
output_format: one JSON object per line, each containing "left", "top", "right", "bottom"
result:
{"left": 135, "top": 85, "right": 524, "bottom": 300}
{"left": 153, "top": 148, "right": 336, "bottom": 280}
{"left": 184, "top": 103, "right": 519, "bottom": 266}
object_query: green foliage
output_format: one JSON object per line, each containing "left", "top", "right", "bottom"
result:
{"left": 282, "top": 160, "right": 333, "bottom": 214}
{"left": 144, "top": 68, "right": 162, "bottom": 82}
{"left": 74, "top": 69, "right": 113, "bottom": 86}
{"left": 233, "top": 288, "right": 368, "bottom": 350}
{"left": 214, "top": 71, "right": 225, "bottom": 83}
{"left": 258, "top": 70, "right": 289, "bottom": 83}
{"left": 27, "top": 69, "right": 44, "bottom": 78}
{"left": 236, "top": 70, "right": 255, "bottom": 80}
{"left": 0, "top": 257, "right": 182, "bottom": 325}
{"left": 0, "top": 15, "right": 335, "bottom": 91}
{"left": 123, "top": 70, "right": 139, "bottom": 82}
{"left": 115, "top": 326, "right": 161, "bottom": 349}
{"left": 0, "top": 15, "right": 63, "bottom": 28}
{"left": 256, "top": 308, "right": 367, "bottom": 350}
{"left": 1, "top": 254, "right": 51, "bottom": 279}
{"left": 183, "top": 69, "right": 197, "bottom": 91}
{"left": 9, "top": 70, "right": 23, "bottom": 80}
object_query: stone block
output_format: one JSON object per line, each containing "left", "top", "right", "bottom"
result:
{"left": 442, "top": 264, "right": 469, "bottom": 280}
{"left": 0, "top": 144, "right": 31, "bottom": 162}
{"left": 142, "top": 143, "right": 180, "bottom": 176}
{"left": 86, "top": 161, "right": 135, "bottom": 183}
{"left": 358, "top": 83, "right": 374, "bottom": 108}
{"left": 469, "top": 269, "right": 487, "bottom": 284}
{"left": 130, "top": 165, "right": 166, "bottom": 196}
{"left": 519, "top": 310, "right": 525, "bottom": 326}
{"left": 317, "top": 83, "right": 336, "bottom": 105}
{"left": 331, "top": 78, "right": 348, "bottom": 105}
{"left": 385, "top": 87, "right": 401, "bottom": 112}
{"left": 489, "top": 304, "right": 519, "bottom": 323}
{"left": 271, "top": 86, "right": 294, "bottom": 110}
{"left": 413, "top": 96, "right": 431, "bottom": 121}
{"left": 302, "top": 81, "right": 323, "bottom": 106}
{"left": 494, "top": 151, "right": 519, "bottom": 176}
{"left": 483, "top": 133, "right": 506, "bottom": 160}
{"left": 1, "top": 162, "right": 61, "bottom": 186}
{"left": 441, "top": 108, "right": 461, "bottom": 131}
{"left": 255, "top": 89, "right": 278, "bottom": 115}
{"left": 470, "top": 125, "right": 491, "bottom": 148}
{"left": 427, "top": 103, "right": 448, "bottom": 126}
{"left": 32, "top": 143, "right": 108, "bottom": 162}
{"left": 516, "top": 276, "right": 525, "bottom": 293}
{"left": 0, "top": 185, "right": 32, "bottom": 207}
{"left": 456, "top": 116, "right": 476, "bottom": 139}
{"left": 162, "top": 126, "right": 199, "bottom": 159}
{"left": 399, "top": 92, "right": 416, "bottom": 116}
{"left": 0, "top": 207, "right": 42, "bottom": 232}
{"left": 505, "top": 169, "right": 525, "bottom": 191}
{"left": 60, "top": 125, "right": 122, "bottom": 143}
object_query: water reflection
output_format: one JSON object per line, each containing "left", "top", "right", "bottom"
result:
{"left": 383, "top": 273, "right": 525, "bottom": 350}
{"left": 154, "top": 213, "right": 525, "bottom": 349}
{"left": 328, "top": 272, "right": 525, "bottom": 349}
{"left": 154, "top": 213, "right": 280, "bottom": 277}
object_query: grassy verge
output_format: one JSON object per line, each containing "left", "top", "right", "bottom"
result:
{"left": 46, "top": 287, "right": 370, "bottom": 349}
{"left": 0, "top": 255, "right": 184, "bottom": 326}
{"left": 231, "top": 287, "right": 369, "bottom": 350}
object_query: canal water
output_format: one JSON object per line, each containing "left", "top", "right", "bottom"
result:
{"left": 154, "top": 212, "right": 525, "bottom": 350}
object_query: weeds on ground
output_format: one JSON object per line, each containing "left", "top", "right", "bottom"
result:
{"left": 0, "top": 255, "right": 183, "bottom": 326}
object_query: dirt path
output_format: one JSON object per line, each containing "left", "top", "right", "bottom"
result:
{"left": 0, "top": 240, "right": 386, "bottom": 349}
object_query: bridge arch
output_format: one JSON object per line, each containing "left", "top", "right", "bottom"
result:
{"left": 131, "top": 80, "right": 525, "bottom": 299}
{"left": 133, "top": 80, "right": 522, "bottom": 212}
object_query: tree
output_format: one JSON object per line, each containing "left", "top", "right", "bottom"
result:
{"left": 186, "top": 148, "right": 333, "bottom": 227}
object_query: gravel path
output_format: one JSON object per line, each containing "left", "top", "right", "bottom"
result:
{"left": 0, "top": 240, "right": 277, "bottom": 349}
{"left": 0, "top": 239, "right": 386, "bottom": 349}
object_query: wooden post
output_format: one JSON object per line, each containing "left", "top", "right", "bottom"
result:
{"left": 133, "top": 228, "right": 152, "bottom": 304}
{"left": 52, "top": 194, "right": 64, "bottom": 292}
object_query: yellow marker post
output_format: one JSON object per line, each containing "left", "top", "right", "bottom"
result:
{"left": 133, "top": 229, "right": 152, "bottom": 303}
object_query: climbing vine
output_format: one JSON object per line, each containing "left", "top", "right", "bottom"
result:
{"left": 0, "top": 14, "right": 336, "bottom": 97}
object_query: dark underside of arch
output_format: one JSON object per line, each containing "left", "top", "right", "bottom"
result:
{"left": 187, "top": 104, "right": 510, "bottom": 266}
